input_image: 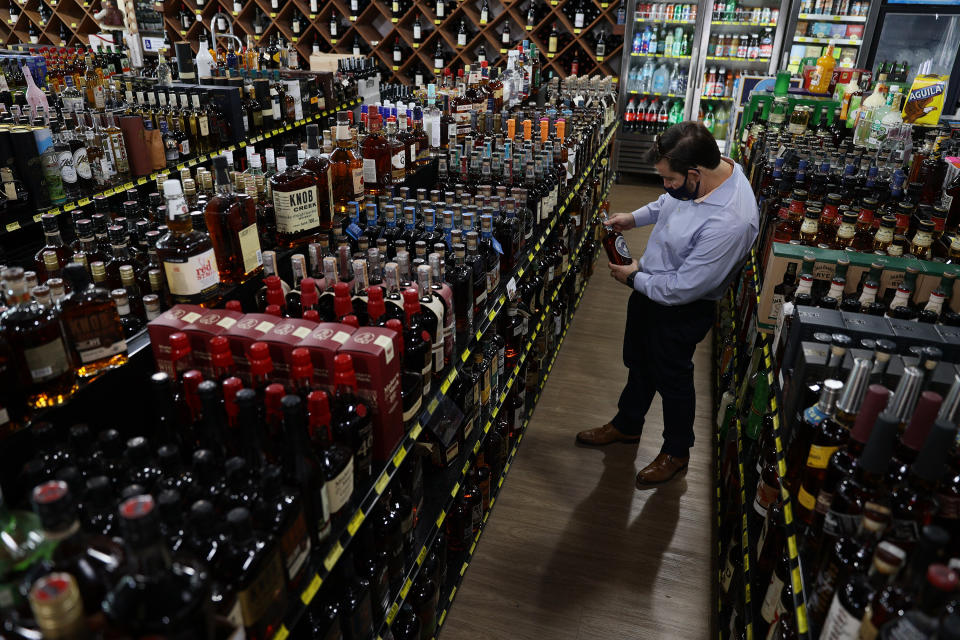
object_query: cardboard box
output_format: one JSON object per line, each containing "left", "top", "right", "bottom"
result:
{"left": 339, "top": 326, "right": 404, "bottom": 464}
{"left": 297, "top": 323, "right": 357, "bottom": 392}
{"left": 258, "top": 318, "right": 320, "bottom": 385}
{"left": 223, "top": 313, "right": 289, "bottom": 384}
{"left": 180, "top": 308, "right": 245, "bottom": 379}
{"left": 147, "top": 304, "right": 207, "bottom": 377}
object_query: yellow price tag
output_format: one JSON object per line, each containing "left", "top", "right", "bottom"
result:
{"left": 5, "top": 221, "right": 21, "bottom": 232}
{"left": 300, "top": 574, "right": 322, "bottom": 604}
{"left": 400, "top": 578, "right": 412, "bottom": 598}
{"left": 410, "top": 423, "right": 422, "bottom": 439}
{"left": 348, "top": 510, "right": 365, "bottom": 535}
{"left": 273, "top": 626, "right": 289, "bottom": 640}
{"left": 393, "top": 446, "right": 407, "bottom": 468}
{"left": 427, "top": 397, "right": 439, "bottom": 413}
{"left": 374, "top": 472, "right": 390, "bottom": 495}
{"left": 32, "top": 213, "right": 44, "bottom": 223}
{"left": 323, "top": 542, "right": 343, "bottom": 571}
{"left": 436, "top": 510, "right": 446, "bottom": 527}
{"left": 77, "top": 197, "right": 91, "bottom": 207}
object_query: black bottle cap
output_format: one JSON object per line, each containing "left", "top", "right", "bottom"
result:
{"left": 283, "top": 144, "right": 299, "bottom": 167}
{"left": 32, "top": 480, "right": 75, "bottom": 532}
{"left": 98, "top": 428, "right": 124, "bottom": 458}
{"left": 260, "top": 464, "right": 282, "bottom": 499}
{"left": 125, "top": 436, "right": 152, "bottom": 465}
{"left": 226, "top": 507, "right": 253, "bottom": 540}
{"left": 911, "top": 418, "right": 957, "bottom": 484}
{"left": 120, "top": 484, "right": 146, "bottom": 500}
{"left": 118, "top": 494, "right": 161, "bottom": 548}
{"left": 192, "top": 449, "right": 218, "bottom": 480}
{"left": 225, "top": 456, "right": 247, "bottom": 484}
{"left": 156, "top": 489, "right": 181, "bottom": 522}
{"left": 859, "top": 411, "right": 900, "bottom": 476}
{"left": 85, "top": 475, "right": 113, "bottom": 506}
{"left": 54, "top": 466, "right": 82, "bottom": 498}
{"left": 40, "top": 213, "right": 59, "bottom": 233}
{"left": 62, "top": 262, "right": 91, "bottom": 291}
{"left": 281, "top": 393, "right": 303, "bottom": 420}
{"left": 307, "top": 123, "right": 320, "bottom": 149}
{"left": 68, "top": 423, "right": 93, "bottom": 451}
{"left": 189, "top": 499, "right": 217, "bottom": 534}
{"left": 75, "top": 218, "right": 94, "bottom": 237}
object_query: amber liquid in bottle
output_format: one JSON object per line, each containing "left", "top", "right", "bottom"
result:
{"left": 328, "top": 111, "right": 364, "bottom": 232}
{"left": 361, "top": 106, "right": 392, "bottom": 198}
{"left": 156, "top": 180, "right": 221, "bottom": 307}
{"left": 1, "top": 267, "right": 77, "bottom": 409}
{"left": 270, "top": 144, "right": 324, "bottom": 249}
{"left": 205, "top": 155, "right": 263, "bottom": 283}
{"left": 60, "top": 263, "right": 129, "bottom": 378}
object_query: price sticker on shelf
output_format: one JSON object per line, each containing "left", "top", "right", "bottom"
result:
{"left": 392, "top": 446, "right": 407, "bottom": 469}
{"left": 436, "top": 510, "right": 446, "bottom": 527}
{"left": 400, "top": 578, "right": 412, "bottom": 599}
{"left": 5, "top": 221, "right": 21, "bottom": 232}
{"left": 33, "top": 213, "right": 44, "bottom": 223}
{"left": 347, "top": 509, "right": 365, "bottom": 535}
{"left": 323, "top": 542, "right": 343, "bottom": 571}
{"left": 300, "top": 574, "right": 322, "bottom": 605}
{"left": 574, "top": 28, "right": 581, "bottom": 34}
{"left": 273, "top": 626, "right": 289, "bottom": 640}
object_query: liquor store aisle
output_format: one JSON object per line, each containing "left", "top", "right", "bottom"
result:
{"left": 441, "top": 182, "right": 715, "bottom": 640}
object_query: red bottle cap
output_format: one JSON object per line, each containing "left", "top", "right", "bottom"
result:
{"left": 182, "top": 369, "right": 204, "bottom": 418}
{"left": 265, "top": 304, "right": 282, "bottom": 317}
{"left": 334, "top": 353, "right": 357, "bottom": 389}
{"left": 301, "top": 277, "right": 318, "bottom": 307}
{"left": 209, "top": 336, "right": 234, "bottom": 369}
{"left": 291, "top": 347, "right": 313, "bottom": 381}
{"left": 247, "top": 342, "right": 274, "bottom": 377}
{"left": 402, "top": 287, "right": 420, "bottom": 315}
{"left": 342, "top": 315, "right": 359, "bottom": 328}
{"left": 222, "top": 377, "right": 243, "bottom": 420}
{"left": 334, "top": 281, "right": 352, "bottom": 318}
{"left": 265, "top": 275, "right": 285, "bottom": 308}
{"left": 169, "top": 332, "right": 191, "bottom": 360}
{"left": 264, "top": 383, "right": 285, "bottom": 419}
{"left": 303, "top": 310, "right": 320, "bottom": 322}
{"left": 850, "top": 385, "right": 891, "bottom": 444}
{"left": 902, "top": 391, "right": 944, "bottom": 451}
{"left": 367, "top": 286, "right": 386, "bottom": 322}
{"left": 225, "top": 300, "right": 243, "bottom": 312}
{"left": 307, "top": 389, "right": 331, "bottom": 435}
{"left": 927, "top": 564, "right": 959, "bottom": 592}
{"left": 385, "top": 318, "right": 404, "bottom": 358}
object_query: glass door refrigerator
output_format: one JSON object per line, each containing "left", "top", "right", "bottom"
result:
{"left": 862, "top": 1, "right": 960, "bottom": 118}
{"left": 690, "top": 0, "right": 793, "bottom": 155}
{"left": 615, "top": 0, "right": 703, "bottom": 175}
{"left": 780, "top": 0, "right": 880, "bottom": 74}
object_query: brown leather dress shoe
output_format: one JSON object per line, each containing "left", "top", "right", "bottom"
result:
{"left": 575, "top": 423, "right": 642, "bottom": 446}
{"left": 635, "top": 453, "right": 689, "bottom": 488}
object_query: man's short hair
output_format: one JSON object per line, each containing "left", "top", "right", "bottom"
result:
{"left": 644, "top": 121, "right": 722, "bottom": 174}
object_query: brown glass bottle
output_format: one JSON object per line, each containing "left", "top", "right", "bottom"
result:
{"left": 270, "top": 145, "right": 323, "bottom": 250}
{"left": 1, "top": 267, "right": 77, "bottom": 409}
{"left": 799, "top": 208, "right": 821, "bottom": 245}
{"left": 302, "top": 124, "right": 334, "bottom": 232}
{"left": 156, "top": 180, "right": 221, "bottom": 307}
{"left": 205, "top": 155, "right": 263, "bottom": 282}
{"left": 328, "top": 111, "right": 364, "bottom": 231}
{"left": 34, "top": 214, "right": 71, "bottom": 283}
{"left": 361, "top": 106, "right": 392, "bottom": 198}
{"left": 59, "top": 263, "right": 128, "bottom": 379}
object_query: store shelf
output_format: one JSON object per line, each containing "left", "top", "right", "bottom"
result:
{"left": 797, "top": 13, "right": 867, "bottom": 21}
{"left": 266, "top": 123, "right": 618, "bottom": 640}
{"left": 700, "top": 95, "right": 734, "bottom": 101}
{"left": 628, "top": 90, "right": 683, "bottom": 97}
{"left": 634, "top": 17, "right": 695, "bottom": 24}
{"left": 705, "top": 55, "right": 772, "bottom": 62}
{"left": 630, "top": 52, "right": 692, "bottom": 59}
{"left": 793, "top": 36, "right": 862, "bottom": 44}
{"left": 374, "top": 183, "right": 610, "bottom": 639}
{"left": 0, "top": 97, "right": 364, "bottom": 237}
{"left": 710, "top": 20, "right": 777, "bottom": 26}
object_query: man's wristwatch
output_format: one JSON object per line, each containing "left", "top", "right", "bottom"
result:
{"left": 626, "top": 270, "right": 640, "bottom": 289}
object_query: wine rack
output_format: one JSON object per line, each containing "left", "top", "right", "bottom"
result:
{"left": 3, "top": 0, "right": 625, "bottom": 86}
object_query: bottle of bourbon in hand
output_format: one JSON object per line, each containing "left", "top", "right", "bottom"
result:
{"left": 602, "top": 212, "right": 632, "bottom": 266}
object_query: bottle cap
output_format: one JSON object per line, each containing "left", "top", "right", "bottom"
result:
{"left": 887, "top": 366, "right": 923, "bottom": 422}
{"left": 265, "top": 383, "right": 285, "bottom": 418}
{"left": 248, "top": 342, "right": 274, "bottom": 377}
{"left": 912, "top": 415, "right": 957, "bottom": 483}
{"left": 181, "top": 369, "right": 204, "bottom": 418}
{"left": 928, "top": 564, "right": 959, "bottom": 592}
{"left": 29, "top": 573, "right": 85, "bottom": 636}
{"left": 859, "top": 411, "right": 900, "bottom": 476}
{"left": 222, "top": 377, "right": 243, "bottom": 419}
{"left": 209, "top": 336, "right": 234, "bottom": 369}
{"left": 117, "top": 494, "right": 160, "bottom": 548}
{"left": 303, "top": 310, "right": 320, "bottom": 322}
{"left": 301, "top": 277, "right": 318, "bottom": 307}
{"left": 284, "top": 144, "right": 299, "bottom": 166}
{"left": 291, "top": 347, "right": 313, "bottom": 380}
{"left": 265, "top": 304, "right": 282, "bottom": 317}
{"left": 385, "top": 318, "right": 404, "bottom": 357}
{"left": 307, "top": 389, "right": 331, "bottom": 432}
{"left": 31, "top": 480, "right": 74, "bottom": 532}
{"left": 334, "top": 353, "right": 357, "bottom": 388}
{"left": 125, "top": 436, "right": 151, "bottom": 465}
{"left": 902, "top": 391, "right": 944, "bottom": 452}
{"left": 62, "top": 262, "right": 90, "bottom": 291}
{"left": 157, "top": 445, "right": 182, "bottom": 473}
{"left": 403, "top": 287, "right": 420, "bottom": 313}
{"left": 367, "top": 286, "right": 386, "bottom": 321}
{"left": 836, "top": 358, "right": 872, "bottom": 415}
{"left": 168, "top": 332, "right": 192, "bottom": 360}
{"left": 849, "top": 385, "right": 891, "bottom": 445}
{"left": 163, "top": 179, "right": 183, "bottom": 197}
{"left": 227, "top": 506, "right": 253, "bottom": 541}
{"left": 342, "top": 315, "right": 359, "bottom": 328}
{"left": 189, "top": 499, "right": 216, "bottom": 534}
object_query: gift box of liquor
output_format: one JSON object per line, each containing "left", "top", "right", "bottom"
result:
{"left": 297, "top": 322, "right": 357, "bottom": 392}
{"left": 338, "top": 326, "right": 404, "bottom": 464}
{"left": 222, "top": 313, "right": 290, "bottom": 384}
{"left": 180, "top": 307, "right": 245, "bottom": 379}
{"left": 258, "top": 318, "right": 321, "bottom": 384}
{"left": 147, "top": 304, "right": 208, "bottom": 377}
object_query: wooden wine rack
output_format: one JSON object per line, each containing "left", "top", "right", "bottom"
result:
{"left": 3, "top": 0, "right": 624, "bottom": 86}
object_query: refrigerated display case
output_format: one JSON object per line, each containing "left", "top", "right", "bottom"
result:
{"left": 863, "top": 3, "right": 960, "bottom": 118}
{"left": 615, "top": 0, "right": 789, "bottom": 175}
{"left": 781, "top": 0, "right": 881, "bottom": 74}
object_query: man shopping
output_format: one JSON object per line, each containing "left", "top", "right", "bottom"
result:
{"left": 577, "top": 121, "right": 759, "bottom": 488}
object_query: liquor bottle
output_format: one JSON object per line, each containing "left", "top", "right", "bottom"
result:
{"left": 204, "top": 155, "right": 263, "bottom": 283}
{"left": 361, "top": 106, "right": 391, "bottom": 197}
{"left": 877, "top": 564, "right": 958, "bottom": 638}
{"left": 270, "top": 144, "right": 323, "bottom": 249}
{"left": 279, "top": 394, "right": 331, "bottom": 550}
{"left": 329, "top": 111, "right": 364, "bottom": 230}
{"left": 416, "top": 264, "right": 445, "bottom": 379}
{"left": 784, "top": 378, "right": 844, "bottom": 491}
{"left": 101, "top": 495, "right": 212, "bottom": 636}
{"left": 331, "top": 354, "right": 374, "bottom": 486}
{"left": 59, "top": 262, "right": 128, "bottom": 378}
{"left": 156, "top": 180, "right": 220, "bottom": 306}
{"left": 602, "top": 213, "right": 632, "bottom": 265}
{"left": 2, "top": 267, "right": 77, "bottom": 409}
{"left": 402, "top": 288, "right": 434, "bottom": 398}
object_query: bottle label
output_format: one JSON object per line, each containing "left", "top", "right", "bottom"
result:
{"left": 821, "top": 594, "right": 861, "bottom": 639}
{"left": 325, "top": 457, "right": 354, "bottom": 513}
{"left": 614, "top": 235, "right": 631, "bottom": 260}
{"left": 827, "top": 281, "right": 844, "bottom": 299}
{"left": 753, "top": 479, "right": 778, "bottom": 517}
{"left": 797, "top": 484, "right": 816, "bottom": 510}
{"left": 874, "top": 227, "right": 893, "bottom": 244}
{"left": 800, "top": 218, "right": 817, "bottom": 235}
{"left": 823, "top": 508, "right": 860, "bottom": 538}
{"left": 720, "top": 553, "right": 735, "bottom": 592}
{"left": 859, "top": 617, "right": 879, "bottom": 640}
{"left": 815, "top": 489, "right": 833, "bottom": 517}
{"left": 239, "top": 223, "right": 264, "bottom": 272}
{"left": 805, "top": 444, "right": 838, "bottom": 470}
{"left": 760, "top": 572, "right": 784, "bottom": 624}
{"left": 64, "top": 308, "right": 127, "bottom": 364}
{"left": 274, "top": 185, "right": 320, "bottom": 234}
{"left": 23, "top": 338, "right": 71, "bottom": 383}
{"left": 837, "top": 222, "right": 855, "bottom": 239}
{"left": 769, "top": 292, "right": 784, "bottom": 323}
{"left": 280, "top": 507, "right": 312, "bottom": 582}
{"left": 351, "top": 167, "right": 364, "bottom": 197}
{"left": 56, "top": 150, "right": 78, "bottom": 184}
{"left": 913, "top": 230, "right": 933, "bottom": 249}
{"left": 73, "top": 148, "right": 92, "bottom": 180}
{"left": 163, "top": 248, "right": 220, "bottom": 297}
{"left": 403, "top": 393, "right": 422, "bottom": 424}
{"left": 889, "top": 289, "right": 911, "bottom": 311}
{"left": 392, "top": 149, "right": 406, "bottom": 179}
{"left": 237, "top": 551, "right": 286, "bottom": 626}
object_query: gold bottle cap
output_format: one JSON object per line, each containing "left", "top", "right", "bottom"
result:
{"left": 90, "top": 261, "right": 107, "bottom": 283}
{"left": 24, "top": 270, "right": 38, "bottom": 289}
{"left": 201, "top": 171, "right": 214, "bottom": 192}
{"left": 111, "top": 288, "right": 131, "bottom": 315}
{"left": 31, "top": 285, "right": 51, "bottom": 307}
{"left": 180, "top": 167, "right": 192, "bottom": 184}
{"left": 47, "top": 278, "right": 66, "bottom": 301}
{"left": 182, "top": 178, "right": 196, "bottom": 196}
{"left": 71, "top": 252, "right": 88, "bottom": 270}
{"left": 29, "top": 572, "right": 87, "bottom": 639}
{"left": 43, "top": 250, "right": 60, "bottom": 271}
{"left": 119, "top": 264, "right": 135, "bottom": 285}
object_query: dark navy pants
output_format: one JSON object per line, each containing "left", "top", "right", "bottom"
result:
{"left": 611, "top": 291, "right": 715, "bottom": 458}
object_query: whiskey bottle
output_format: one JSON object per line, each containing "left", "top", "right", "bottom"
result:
{"left": 270, "top": 144, "right": 323, "bottom": 249}
{"left": 402, "top": 288, "right": 434, "bottom": 399}
{"left": 601, "top": 215, "right": 632, "bottom": 265}
{"left": 329, "top": 111, "right": 364, "bottom": 230}
{"left": 417, "top": 264, "right": 446, "bottom": 380}
{"left": 307, "top": 390, "right": 355, "bottom": 530}
{"left": 204, "top": 155, "right": 263, "bottom": 283}
{"left": 156, "top": 180, "right": 221, "bottom": 307}
{"left": 448, "top": 243, "right": 474, "bottom": 350}
{"left": 331, "top": 354, "right": 374, "bottom": 486}
{"left": 302, "top": 124, "right": 334, "bottom": 232}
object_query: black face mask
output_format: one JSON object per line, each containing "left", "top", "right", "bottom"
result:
{"left": 664, "top": 171, "right": 701, "bottom": 201}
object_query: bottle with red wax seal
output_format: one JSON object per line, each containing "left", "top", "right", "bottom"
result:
{"left": 289, "top": 347, "right": 315, "bottom": 399}
{"left": 402, "top": 287, "right": 433, "bottom": 399}
{"left": 209, "top": 336, "right": 235, "bottom": 383}
{"left": 300, "top": 277, "right": 319, "bottom": 316}
{"left": 333, "top": 281, "right": 354, "bottom": 323}
{"left": 262, "top": 274, "right": 286, "bottom": 314}
{"left": 101, "top": 494, "right": 214, "bottom": 638}
{"left": 385, "top": 318, "right": 423, "bottom": 431}
{"left": 308, "top": 389, "right": 355, "bottom": 530}
{"left": 167, "top": 331, "right": 194, "bottom": 382}
{"left": 263, "top": 382, "right": 286, "bottom": 463}
{"left": 331, "top": 353, "right": 373, "bottom": 487}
